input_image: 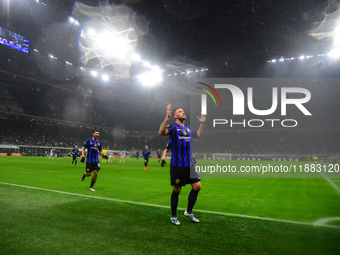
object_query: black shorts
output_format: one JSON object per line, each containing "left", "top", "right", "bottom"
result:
{"left": 73, "top": 156, "right": 77, "bottom": 160}
{"left": 170, "top": 166, "right": 200, "bottom": 186}
{"left": 144, "top": 158, "right": 149, "bottom": 162}
{"left": 86, "top": 162, "right": 100, "bottom": 173}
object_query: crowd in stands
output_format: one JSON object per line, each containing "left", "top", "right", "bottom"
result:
{"left": 1, "top": 115, "right": 339, "bottom": 156}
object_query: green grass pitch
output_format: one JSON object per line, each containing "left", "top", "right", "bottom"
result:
{"left": 1, "top": 156, "right": 340, "bottom": 254}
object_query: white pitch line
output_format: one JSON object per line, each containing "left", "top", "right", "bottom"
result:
{"left": 320, "top": 172, "right": 340, "bottom": 195}
{"left": 1, "top": 181, "right": 340, "bottom": 230}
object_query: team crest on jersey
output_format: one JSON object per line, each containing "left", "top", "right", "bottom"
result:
{"left": 175, "top": 179, "right": 180, "bottom": 184}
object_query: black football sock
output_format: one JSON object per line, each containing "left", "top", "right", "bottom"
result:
{"left": 144, "top": 162, "right": 147, "bottom": 166}
{"left": 171, "top": 190, "right": 180, "bottom": 217}
{"left": 90, "top": 180, "right": 96, "bottom": 188}
{"left": 75, "top": 160, "right": 77, "bottom": 165}
{"left": 187, "top": 188, "right": 200, "bottom": 213}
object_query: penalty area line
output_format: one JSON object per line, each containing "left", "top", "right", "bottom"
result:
{"left": 1, "top": 181, "right": 339, "bottom": 230}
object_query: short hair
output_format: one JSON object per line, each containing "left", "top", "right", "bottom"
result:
{"left": 172, "top": 108, "right": 180, "bottom": 118}
{"left": 93, "top": 129, "right": 100, "bottom": 133}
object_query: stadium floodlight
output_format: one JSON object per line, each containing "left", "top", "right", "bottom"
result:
{"left": 88, "top": 29, "right": 96, "bottom": 36}
{"left": 174, "top": 72, "right": 178, "bottom": 76}
{"left": 299, "top": 55, "right": 305, "bottom": 60}
{"left": 279, "top": 58, "right": 284, "bottom": 62}
{"left": 131, "top": 53, "right": 141, "bottom": 62}
{"left": 328, "top": 49, "right": 340, "bottom": 59}
{"left": 143, "top": 61, "right": 152, "bottom": 68}
{"left": 102, "top": 74, "right": 109, "bottom": 81}
{"left": 291, "top": 57, "right": 295, "bottom": 60}
{"left": 50, "top": 54, "right": 54, "bottom": 59}
{"left": 181, "top": 72, "right": 185, "bottom": 74}
{"left": 136, "top": 67, "right": 164, "bottom": 87}
{"left": 167, "top": 74, "right": 172, "bottom": 76}
{"left": 69, "top": 17, "right": 75, "bottom": 23}
{"left": 271, "top": 59, "right": 277, "bottom": 62}
{"left": 90, "top": 70, "right": 98, "bottom": 77}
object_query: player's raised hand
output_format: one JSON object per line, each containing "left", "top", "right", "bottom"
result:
{"left": 167, "top": 104, "right": 171, "bottom": 118}
{"left": 197, "top": 114, "right": 206, "bottom": 123}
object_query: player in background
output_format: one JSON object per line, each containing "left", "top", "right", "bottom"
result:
{"left": 101, "top": 148, "right": 108, "bottom": 164}
{"left": 80, "top": 130, "right": 108, "bottom": 191}
{"left": 143, "top": 146, "right": 150, "bottom": 170}
{"left": 107, "top": 150, "right": 113, "bottom": 163}
{"left": 157, "top": 149, "right": 162, "bottom": 164}
{"left": 71, "top": 145, "right": 79, "bottom": 167}
{"left": 118, "top": 150, "right": 126, "bottom": 163}
{"left": 161, "top": 140, "right": 171, "bottom": 167}
{"left": 49, "top": 148, "right": 54, "bottom": 159}
{"left": 57, "top": 148, "right": 60, "bottom": 160}
{"left": 159, "top": 104, "right": 206, "bottom": 226}
{"left": 136, "top": 151, "right": 140, "bottom": 160}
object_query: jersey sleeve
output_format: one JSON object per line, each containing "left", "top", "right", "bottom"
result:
{"left": 98, "top": 141, "right": 102, "bottom": 151}
{"left": 167, "top": 123, "right": 174, "bottom": 136}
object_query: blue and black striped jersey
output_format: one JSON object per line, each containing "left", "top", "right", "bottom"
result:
{"left": 72, "top": 148, "right": 79, "bottom": 157}
{"left": 143, "top": 149, "right": 150, "bottom": 159}
{"left": 83, "top": 138, "right": 102, "bottom": 163}
{"left": 167, "top": 123, "right": 197, "bottom": 167}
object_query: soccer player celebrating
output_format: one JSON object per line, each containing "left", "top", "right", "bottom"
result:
{"left": 71, "top": 145, "right": 79, "bottom": 167}
{"left": 143, "top": 146, "right": 150, "bottom": 170}
{"left": 157, "top": 149, "right": 162, "bottom": 164}
{"left": 80, "top": 130, "right": 108, "bottom": 191}
{"left": 118, "top": 150, "right": 125, "bottom": 163}
{"left": 159, "top": 104, "right": 206, "bottom": 226}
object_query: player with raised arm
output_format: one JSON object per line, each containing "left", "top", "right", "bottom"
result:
{"left": 159, "top": 104, "right": 206, "bottom": 226}
{"left": 71, "top": 145, "right": 79, "bottom": 167}
{"left": 80, "top": 130, "right": 108, "bottom": 191}
{"left": 143, "top": 146, "right": 150, "bottom": 170}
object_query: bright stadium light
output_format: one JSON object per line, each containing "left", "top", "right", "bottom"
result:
{"left": 328, "top": 49, "right": 340, "bottom": 58}
{"left": 90, "top": 70, "right": 98, "bottom": 77}
{"left": 102, "top": 74, "right": 109, "bottom": 81}
{"left": 136, "top": 67, "right": 164, "bottom": 87}
{"left": 88, "top": 29, "right": 96, "bottom": 36}
{"left": 271, "top": 59, "right": 277, "bottom": 63}
{"left": 131, "top": 53, "right": 141, "bottom": 62}
{"left": 299, "top": 55, "right": 305, "bottom": 60}
{"left": 279, "top": 58, "right": 284, "bottom": 62}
